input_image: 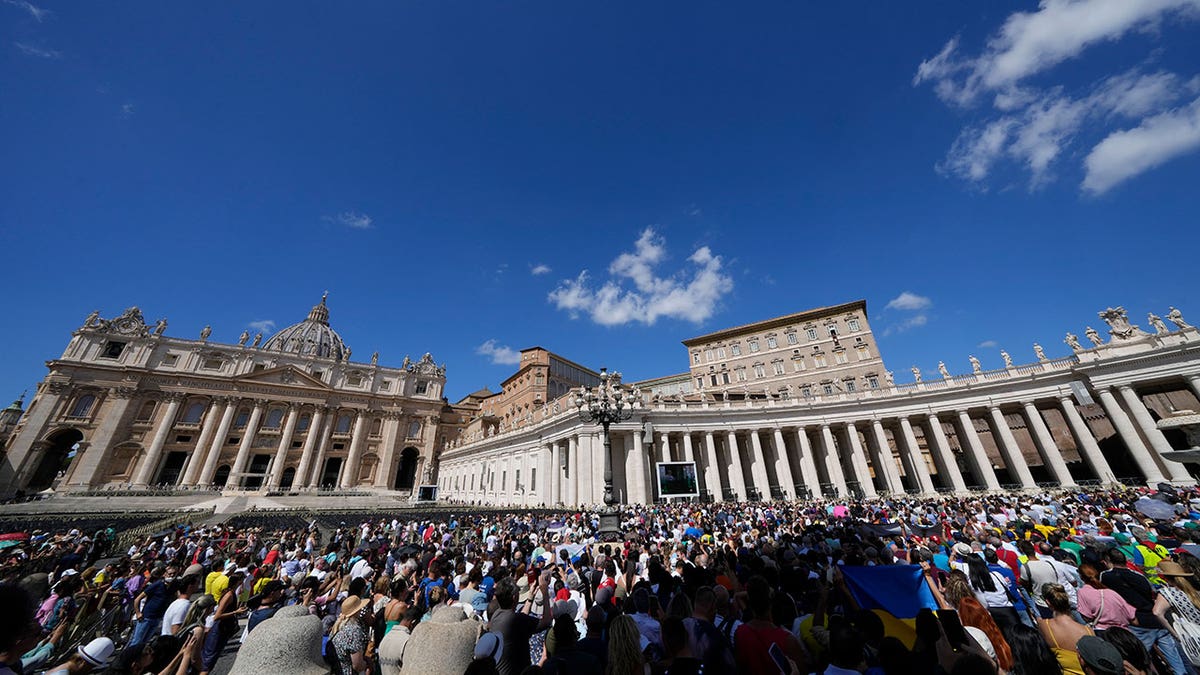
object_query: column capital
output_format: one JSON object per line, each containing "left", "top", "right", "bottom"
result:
{"left": 252, "top": 398, "right": 270, "bottom": 408}
{"left": 1116, "top": 383, "right": 1135, "bottom": 393}
{"left": 111, "top": 386, "right": 139, "bottom": 399}
{"left": 45, "top": 381, "right": 71, "bottom": 395}
{"left": 163, "top": 391, "right": 188, "bottom": 402}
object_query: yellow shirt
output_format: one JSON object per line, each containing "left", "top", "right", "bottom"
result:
{"left": 209, "top": 573, "right": 229, "bottom": 602}
{"left": 252, "top": 576, "right": 273, "bottom": 595}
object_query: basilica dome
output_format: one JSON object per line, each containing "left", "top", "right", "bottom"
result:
{"left": 262, "top": 294, "right": 349, "bottom": 360}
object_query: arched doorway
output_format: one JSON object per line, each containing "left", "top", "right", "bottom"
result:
{"left": 213, "top": 465, "right": 231, "bottom": 488}
{"left": 27, "top": 428, "right": 82, "bottom": 492}
{"left": 394, "top": 447, "right": 419, "bottom": 490}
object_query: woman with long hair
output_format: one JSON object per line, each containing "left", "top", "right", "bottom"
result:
{"left": 1101, "top": 626, "right": 1151, "bottom": 675}
{"left": 607, "top": 615, "right": 648, "bottom": 675}
{"left": 198, "top": 570, "right": 245, "bottom": 675}
{"left": 1006, "top": 623, "right": 1063, "bottom": 675}
{"left": 964, "top": 554, "right": 1020, "bottom": 634}
{"left": 1152, "top": 559, "right": 1200, "bottom": 669}
{"left": 937, "top": 570, "right": 1013, "bottom": 672}
{"left": 1075, "top": 561, "right": 1135, "bottom": 632}
{"left": 1036, "top": 584, "right": 1092, "bottom": 675}
{"left": 331, "top": 595, "right": 373, "bottom": 675}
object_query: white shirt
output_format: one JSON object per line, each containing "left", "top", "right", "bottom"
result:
{"left": 162, "top": 597, "right": 190, "bottom": 635}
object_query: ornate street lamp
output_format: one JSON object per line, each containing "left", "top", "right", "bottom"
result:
{"left": 575, "top": 367, "right": 634, "bottom": 541}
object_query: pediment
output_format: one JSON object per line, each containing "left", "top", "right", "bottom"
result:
{"left": 236, "top": 365, "right": 329, "bottom": 389}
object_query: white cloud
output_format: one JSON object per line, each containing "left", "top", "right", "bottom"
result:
{"left": 530, "top": 263, "right": 551, "bottom": 276}
{"left": 119, "top": 103, "right": 135, "bottom": 118}
{"left": 4, "top": 0, "right": 49, "bottom": 22}
{"left": 978, "top": 340, "right": 999, "bottom": 348}
{"left": 247, "top": 320, "right": 276, "bottom": 333}
{"left": 1083, "top": 97, "right": 1200, "bottom": 193}
{"left": 476, "top": 339, "right": 522, "bottom": 366}
{"left": 885, "top": 291, "right": 932, "bottom": 311}
{"left": 917, "top": 1, "right": 1200, "bottom": 191}
{"left": 548, "top": 228, "right": 733, "bottom": 326}
{"left": 324, "top": 211, "right": 372, "bottom": 229}
{"left": 14, "top": 41, "right": 58, "bottom": 58}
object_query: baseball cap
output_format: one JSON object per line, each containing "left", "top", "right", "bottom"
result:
{"left": 474, "top": 632, "right": 504, "bottom": 662}
{"left": 1076, "top": 636, "right": 1122, "bottom": 675}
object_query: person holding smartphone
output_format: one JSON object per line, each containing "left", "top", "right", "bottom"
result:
{"left": 732, "top": 577, "right": 806, "bottom": 675}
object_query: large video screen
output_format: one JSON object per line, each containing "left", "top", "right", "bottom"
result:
{"left": 656, "top": 461, "right": 699, "bottom": 498}
{"left": 416, "top": 485, "right": 438, "bottom": 501}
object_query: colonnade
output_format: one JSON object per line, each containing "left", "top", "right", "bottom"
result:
{"left": 441, "top": 379, "right": 1197, "bottom": 505}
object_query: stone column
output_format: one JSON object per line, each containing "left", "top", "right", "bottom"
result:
{"left": 294, "top": 407, "right": 326, "bottom": 489}
{"left": 954, "top": 410, "right": 1000, "bottom": 491}
{"left": 897, "top": 417, "right": 936, "bottom": 495}
{"left": 844, "top": 422, "right": 877, "bottom": 497}
{"left": 1096, "top": 388, "right": 1167, "bottom": 484}
{"left": 925, "top": 413, "right": 967, "bottom": 493}
{"left": 307, "top": 412, "right": 336, "bottom": 488}
{"left": 541, "top": 443, "right": 552, "bottom": 505}
{"left": 68, "top": 388, "right": 138, "bottom": 488}
{"left": 373, "top": 412, "right": 401, "bottom": 489}
{"left": 681, "top": 432, "right": 701, "bottom": 496}
{"left": 551, "top": 441, "right": 562, "bottom": 504}
{"left": 793, "top": 427, "right": 822, "bottom": 497}
{"left": 987, "top": 407, "right": 1036, "bottom": 489}
{"left": 1117, "top": 385, "right": 1192, "bottom": 483}
{"left": 1058, "top": 396, "right": 1117, "bottom": 484}
{"left": 230, "top": 400, "right": 266, "bottom": 486}
{"left": 1022, "top": 401, "right": 1077, "bottom": 487}
{"left": 268, "top": 405, "right": 300, "bottom": 489}
{"left": 1187, "top": 374, "right": 1200, "bottom": 403}
{"left": 819, "top": 424, "right": 848, "bottom": 497}
{"left": 660, "top": 432, "right": 672, "bottom": 463}
{"left": 771, "top": 428, "right": 796, "bottom": 499}
{"left": 703, "top": 431, "right": 722, "bottom": 502}
{"left": 180, "top": 399, "right": 223, "bottom": 486}
{"left": 747, "top": 430, "right": 772, "bottom": 499}
{"left": 198, "top": 398, "right": 239, "bottom": 486}
{"left": 567, "top": 435, "right": 579, "bottom": 505}
{"left": 133, "top": 393, "right": 184, "bottom": 487}
{"left": 725, "top": 431, "right": 748, "bottom": 501}
{"left": 630, "top": 431, "right": 648, "bottom": 504}
{"left": 591, "top": 431, "right": 606, "bottom": 505}
{"left": 339, "top": 412, "right": 369, "bottom": 488}
{"left": 868, "top": 420, "right": 905, "bottom": 494}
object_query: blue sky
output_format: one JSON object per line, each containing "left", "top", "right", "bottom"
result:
{"left": 2, "top": 1, "right": 1199, "bottom": 403}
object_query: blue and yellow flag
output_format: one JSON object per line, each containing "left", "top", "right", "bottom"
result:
{"left": 839, "top": 565, "right": 938, "bottom": 647}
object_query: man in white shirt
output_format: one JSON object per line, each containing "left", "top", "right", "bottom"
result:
{"left": 161, "top": 576, "right": 196, "bottom": 635}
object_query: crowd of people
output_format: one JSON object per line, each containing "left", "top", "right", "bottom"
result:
{"left": 4, "top": 485, "right": 1200, "bottom": 675}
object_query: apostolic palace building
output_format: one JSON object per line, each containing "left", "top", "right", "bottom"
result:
{"left": 2, "top": 297, "right": 1200, "bottom": 506}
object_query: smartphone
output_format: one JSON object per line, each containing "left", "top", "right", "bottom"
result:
{"left": 767, "top": 642, "right": 789, "bottom": 675}
{"left": 938, "top": 609, "right": 969, "bottom": 648}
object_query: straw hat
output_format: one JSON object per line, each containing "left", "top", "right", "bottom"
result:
{"left": 1158, "top": 561, "right": 1194, "bottom": 578}
{"left": 340, "top": 594, "right": 370, "bottom": 617}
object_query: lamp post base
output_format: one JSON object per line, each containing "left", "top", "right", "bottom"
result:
{"left": 597, "top": 507, "right": 622, "bottom": 542}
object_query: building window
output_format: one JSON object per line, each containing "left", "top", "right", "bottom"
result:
{"left": 297, "top": 414, "right": 311, "bottom": 432}
{"left": 346, "top": 374, "right": 363, "bottom": 387}
{"left": 792, "top": 357, "right": 805, "bottom": 372}
{"left": 101, "top": 341, "right": 127, "bottom": 359}
{"left": 704, "top": 349, "right": 713, "bottom": 362}
{"left": 822, "top": 383, "right": 834, "bottom": 395}
{"left": 866, "top": 374, "right": 880, "bottom": 389}
{"left": 767, "top": 336, "right": 778, "bottom": 349}
{"left": 696, "top": 378, "right": 704, "bottom": 389}
{"left": 722, "top": 372, "right": 730, "bottom": 384}
{"left": 754, "top": 364, "right": 766, "bottom": 379}
{"left": 370, "top": 418, "right": 383, "bottom": 436}
{"left": 730, "top": 344, "right": 742, "bottom": 356}
{"left": 848, "top": 318, "right": 861, "bottom": 332}
{"left": 530, "top": 468, "right": 536, "bottom": 490}
{"left": 773, "top": 361, "right": 785, "bottom": 375}
{"left": 162, "top": 353, "right": 179, "bottom": 367}
{"left": 311, "top": 369, "right": 324, "bottom": 381}
{"left": 835, "top": 350, "right": 849, "bottom": 364}
{"left": 814, "top": 354, "right": 827, "bottom": 368}
{"left": 234, "top": 408, "right": 250, "bottom": 428}
{"left": 415, "top": 381, "right": 429, "bottom": 395}
{"left": 856, "top": 345, "right": 871, "bottom": 360}
{"left": 693, "top": 353, "right": 701, "bottom": 364}
{"left": 181, "top": 401, "right": 206, "bottom": 423}
{"left": 264, "top": 408, "right": 284, "bottom": 429}
{"left": 787, "top": 332, "right": 798, "bottom": 345}
{"left": 335, "top": 414, "right": 353, "bottom": 434}
{"left": 710, "top": 374, "right": 719, "bottom": 386}
{"left": 201, "top": 357, "right": 223, "bottom": 370}
{"left": 136, "top": 400, "right": 156, "bottom": 422}
{"left": 828, "top": 325, "right": 838, "bottom": 337}
{"left": 717, "top": 347, "right": 726, "bottom": 359}
{"left": 749, "top": 340, "right": 760, "bottom": 353}
{"left": 801, "top": 385, "right": 812, "bottom": 397}
{"left": 380, "top": 380, "right": 392, "bottom": 391}
{"left": 735, "top": 368, "right": 747, "bottom": 382}
{"left": 408, "top": 421, "right": 422, "bottom": 438}
{"left": 806, "top": 328, "right": 818, "bottom": 341}
{"left": 845, "top": 380, "right": 857, "bottom": 392}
